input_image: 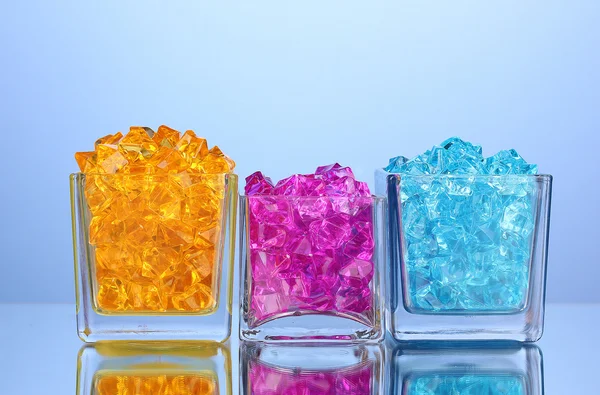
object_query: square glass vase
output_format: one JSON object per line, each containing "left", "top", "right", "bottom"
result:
{"left": 375, "top": 169, "right": 552, "bottom": 342}
{"left": 77, "top": 343, "right": 231, "bottom": 395}
{"left": 241, "top": 342, "right": 385, "bottom": 394}
{"left": 239, "top": 195, "right": 386, "bottom": 343}
{"left": 70, "top": 172, "right": 238, "bottom": 342}
{"left": 389, "top": 345, "right": 543, "bottom": 395}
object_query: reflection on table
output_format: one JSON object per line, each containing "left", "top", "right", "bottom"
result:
{"left": 240, "top": 342, "right": 384, "bottom": 394}
{"left": 389, "top": 344, "right": 543, "bottom": 395}
{"left": 77, "top": 342, "right": 231, "bottom": 395}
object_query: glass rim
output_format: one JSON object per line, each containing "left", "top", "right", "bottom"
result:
{"left": 70, "top": 172, "right": 237, "bottom": 177}
{"left": 377, "top": 169, "right": 552, "bottom": 180}
{"left": 240, "top": 194, "right": 384, "bottom": 201}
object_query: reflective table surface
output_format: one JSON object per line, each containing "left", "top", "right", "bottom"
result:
{"left": 0, "top": 304, "right": 597, "bottom": 394}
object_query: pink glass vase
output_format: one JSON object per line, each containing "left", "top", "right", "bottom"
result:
{"left": 239, "top": 195, "right": 385, "bottom": 342}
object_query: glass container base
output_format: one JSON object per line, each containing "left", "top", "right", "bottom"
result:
{"left": 240, "top": 314, "right": 382, "bottom": 343}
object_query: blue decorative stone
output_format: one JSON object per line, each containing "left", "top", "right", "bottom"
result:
{"left": 386, "top": 138, "right": 539, "bottom": 313}
{"left": 485, "top": 149, "right": 538, "bottom": 175}
{"left": 408, "top": 374, "right": 525, "bottom": 395}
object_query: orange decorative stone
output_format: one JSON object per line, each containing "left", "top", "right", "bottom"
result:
{"left": 95, "top": 372, "right": 217, "bottom": 395}
{"left": 153, "top": 125, "right": 181, "bottom": 148}
{"left": 177, "top": 130, "right": 209, "bottom": 164}
{"left": 75, "top": 126, "right": 235, "bottom": 314}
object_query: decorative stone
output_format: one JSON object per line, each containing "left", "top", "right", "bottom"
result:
{"left": 245, "top": 171, "right": 275, "bottom": 196}
{"left": 485, "top": 149, "right": 538, "bottom": 175}
{"left": 385, "top": 138, "right": 538, "bottom": 313}
{"left": 75, "top": 126, "right": 235, "bottom": 313}
{"left": 175, "top": 130, "right": 209, "bottom": 163}
{"left": 244, "top": 165, "right": 374, "bottom": 326}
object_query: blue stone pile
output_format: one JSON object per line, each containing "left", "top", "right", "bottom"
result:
{"left": 385, "top": 137, "right": 537, "bottom": 175}
{"left": 385, "top": 138, "right": 538, "bottom": 313}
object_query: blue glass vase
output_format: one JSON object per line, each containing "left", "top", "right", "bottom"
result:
{"left": 376, "top": 169, "right": 552, "bottom": 342}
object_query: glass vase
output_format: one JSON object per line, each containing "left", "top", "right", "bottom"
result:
{"left": 375, "top": 169, "right": 552, "bottom": 342}
{"left": 241, "top": 342, "right": 385, "bottom": 394}
{"left": 77, "top": 343, "right": 231, "bottom": 395}
{"left": 239, "top": 195, "right": 386, "bottom": 342}
{"left": 70, "top": 172, "right": 237, "bottom": 342}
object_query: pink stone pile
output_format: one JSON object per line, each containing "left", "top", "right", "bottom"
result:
{"left": 249, "top": 360, "right": 373, "bottom": 394}
{"left": 245, "top": 164, "right": 375, "bottom": 327}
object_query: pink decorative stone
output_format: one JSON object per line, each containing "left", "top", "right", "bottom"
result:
{"left": 244, "top": 165, "right": 374, "bottom": 327}
{"left": 245, "top": 171, "right": 275, "bottom": 195}
{"left": 315, "top": 163, "right": 354, "bottom": 180}
{"left": 249, "top": 360, "right": 373, "bottom": 395}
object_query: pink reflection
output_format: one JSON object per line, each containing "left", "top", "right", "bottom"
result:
{"left": 248, "top": 360, "right": 373, "bottom": 395}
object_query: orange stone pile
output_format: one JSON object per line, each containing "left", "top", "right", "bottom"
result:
{"left": 75, "top": 126, "right": 235, "bottom": 313}
{"left": 95, "top": 373, "right": 216, "bottom": 395}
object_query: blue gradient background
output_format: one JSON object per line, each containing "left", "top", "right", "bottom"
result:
{"left": 0, "top": 1, "right": 598, "bottom": 303}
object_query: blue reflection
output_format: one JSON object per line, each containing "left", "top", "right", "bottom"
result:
{"left": 407, "top": 373, "right": 524, "bottom": 395}
{"left": 389, "top": 344, "right": 543, "bottom": 395}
